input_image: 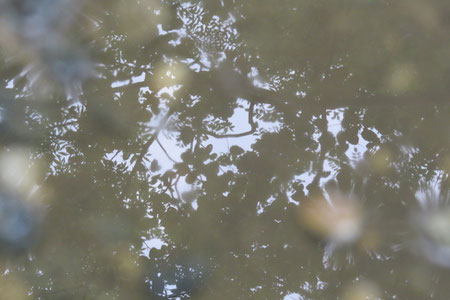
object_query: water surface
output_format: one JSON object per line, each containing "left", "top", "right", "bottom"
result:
{"left": 0, "top": 0, "right": 449, "bottom": 299}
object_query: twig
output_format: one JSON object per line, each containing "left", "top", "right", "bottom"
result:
{"left": 157, "top": 137, "right": 178, "bottom": 163}
{"left": 311, "top": 112, "right": 327, "bottom": 187}
{"left": 205, "top": 102, "right": 257, "bottom": 138}
{"left": 174, "top": 175, "right": 181, "bottom": 200}
{"left": 110, "top": 149, "right": 120, "bottom": 161}
{"left": 121, "top": 109, "right": 174, "bottom": 199}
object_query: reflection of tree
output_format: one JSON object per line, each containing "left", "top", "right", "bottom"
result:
{"left": 0, "top": 0, "right": 450, "bottom": 299}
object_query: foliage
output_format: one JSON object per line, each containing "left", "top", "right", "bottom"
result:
{"left": 0, "top": 0, "right": 449, "bottom": 299}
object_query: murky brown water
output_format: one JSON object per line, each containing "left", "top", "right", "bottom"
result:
{"left": 0, "top": 0, "right": 449, "bottom": 299}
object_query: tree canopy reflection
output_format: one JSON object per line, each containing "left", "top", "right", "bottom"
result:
{"left": 0, "top": 0, "right": 449, "bottom": 299}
